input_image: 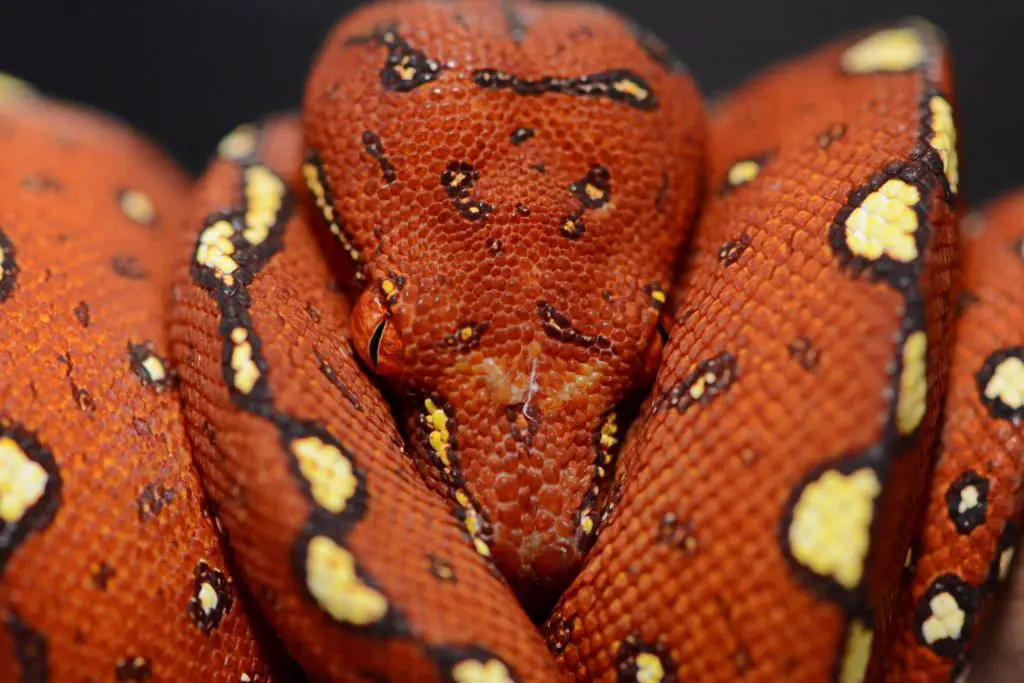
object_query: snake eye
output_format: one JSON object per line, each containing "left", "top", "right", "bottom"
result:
{"left": 351, "top": 287, "right": 403, "bottom": 377}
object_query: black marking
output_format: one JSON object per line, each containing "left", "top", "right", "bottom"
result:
{"left": 443, "top": 321, "right": 489, "bottom": 352}
{"left": 788, "top": 337, "right": 820, "bottom": 371}
{"left": 514, "top": 203, "right": 531, "bottom": 217}
{"left": 913, "top": 574, "right": 980, "bottom": 659}
{"left": 136, "top": 483, "right": 176, "bottom": 523}
{"left": 655, "top": 351, "right": 737, "bottom": 413}
{"left": 0, "top": 422, "right": 62, "bottom": 573}
{"left": 111, "top": 254, "right": 146, "bottom": 280}
{"left": 719, "top": 234, "right": 752, "bottom": 266}
{"left": 368, "top": 318, "right": 388, "bottom": 368}
{"left": 537, "top": 300, "right": 611, "bottom": 352}
{"left": 642, "top": 282, "right": 666, "bottom": 311}
{"left": 656, "top": 513, "right": 698, "bottom": 555}
{"left": 472, "top": 68, "right": 658, "bottom": 111}
{"left": 486, "top": 238, "right": 504, "bottom": 256}
{"left": 506, "top": 402, "right": 541, "bottom": 453}
{"left": 441, "top": 161, "right": 492, "bottom": 222}
{"left": 346, "top": 26, "right": 444, "bottom": 92}
{"left": 427, "top": 553, "right": 457, "bottom": 583}
{"left": 303, "top": 150, "right": 363, "bottom": 279}
{"left": 431, "top": 645, "right": 523, "bottom": 683}
{"left": 570, "top": 165, "right": 611, "bottom": 210}
{"left": 114, "top": 655, "right": 153, "bottom": 681}
{"left": 510, "top": 127, "right": 535, "bottom": 145}
{"left": 20, "top": 174, "right": 63, "bottom": 193}
{"left": 0, "top": 229, "right": 18, "bottom": 304}
{"left": 92, "top": 561, "right": 116, "bottom": 590}
{"left": 128, "top": 342, "right": 175, "bottom": 392}
{"left": 545, "top": 611, "right": 578, "bottom": 657}
{"left": 559, "top": 211, "right": 585, "bottom": 239}
{"left": 989, "top": 521, "right": 1018, "bottom": 586}
{"left": 316, "top": 353, "right": 364, "bottom": 412}
{"left": 615, "top": 633, "right": 678, "bottom": 683}
{"left": 362, "top": 131, "right": 397, "bottom": 183}
{"left": 944, "top": 470, "right": 989, "bottom": 535}
{"left": 73, "top": 301, "right": 90, "bottom": 327}
{"left": 186, "top": 560, "right": 233, "bottom": 633}
{"left": 976, "top": 347, "right": 1024, "bottom": 423}
{"left": 531, "top": 162, "right": 546, "bottom": 174}
{"left": 5, "top": 610, "right": 48, "bottom": 683}
{"left": 817, "top": 123, "right": 847, "bottom": 149}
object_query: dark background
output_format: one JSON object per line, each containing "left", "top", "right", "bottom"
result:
{"left": 0, "top": 1, "right": 1020, "bottom": 207}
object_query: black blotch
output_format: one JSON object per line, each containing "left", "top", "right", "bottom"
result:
{"left": 0, "top": 423, "right": 61, "bottom": 574}
{"left": 788, "top": 337, "right": 820, "bottom": 371}
{"left": 0, "top": 229, "right": 20, "bottom": 304}
{"left": 944, "top": 470, "right": 989, "bottom": 535}
{"left": 362, "top": 131, "right": 397, "bottom": 183}
{"left": 570, "top": 165, "right": 611, "bottom": 210}
{"left": 186, "top": 560, "right": 233, "bottom": 633}
{"left": 506, "top": 402, "right": 541, "bottom": 452}
{"left": 913, "top": 574, "right": 980, "bottom": 659}
{"left": 316, "top": 353, "right": 364, "bottom": 412}
{"left": 441, "top": 161, "right": 493, "bottom": 222}
{"left": 92, "top": 561, "right": 116, "bottom": 590}
{"left": 73, "top": 301, "right": 90, "bottom": 327}
{"left": 510, "top": 127, "right": 535, "bottom": 145}
{"left": 655, "top": 351, "right": 737, "bottom": 413}
{"left": 976, "top": 347, "right": 1024, "bottom": 423}
{"left": 656, "top": 513, "right": 698, "bottom": 555}
{"left": 473, "top": 68, "right": 658, "bottom": 111}
{"left": 545, "top": 611, "right": 578, "bottom": 657}
{"left": 114, "top": 656, "right": 153, "bottom": 681}
{"left": 531, "top": 162, "right": 546, "bottom": 174}
{"left": 431, "top": 645, "right": 523, "bottom": 683}
{"left": 427, "top": 554, "right": 457, "bottom": 583}
{"left": 346, "top": 26, "right": 444, "bottom": 92}
{"left": 305, "top": 302, "right": 322, "bottom": 323}
{"left": 719, "top": 233, "right": 752, "bottom": 266}
{"left": 129, "top": 342, "right": 175, "bottom": 392}
{"left": 615, "top": 634, "right": 678, "bottom": 683}
{"left": 514, "top": 203, "right": 531, "bottom": 217}
{"left": 486, "top": 238, "right": 504, "bottom": 257}
{"left": 5, "top": 610, "right": 48, "bottom": 683}
{"left": 443, "top": 321, "right": 489, "bottom": 352}
{"left": 111, "top": 254, "right": 146, "bottom": 280}
{"left": 537, "top": 300, "right": 611, "bottom": 353}
{"left": 21, "top": 174, "right": 63, "bottom": 193}
{"left": 136, "top": 483, "right": 176, "bottom": 523}
{"left": 817, "top": 123, "right": 847, "bottom": 149}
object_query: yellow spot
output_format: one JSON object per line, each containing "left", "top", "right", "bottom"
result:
{"left": 634, "top": 652, "right": 665, "bottom": 683}
{"left": 584, "top": 184, "right": 605, "bottom": 202}
{"left": 689, "top": 371, "right": 720, "bottom": 401}
{"left": 1000, "top": 547, "right": 1016, "bottom": 581}
{"left": 455, "top": 490, "right": 491, "bottom": 557}
{"left": 929, "top": 96, "right": 959, "bottom": 194}
{"left": 217, "top": 124, "right": 258, "bottom": 161}
{"left": 240, "top": 675, "right": 252, "bottom": 683}
{"left": 613, "top": 78, "right": 649, "bottom": 102}
{"left": 381, "top": 279, "right": 397, "bottom": 300}
{"left": 844, "top": 178, "right": 921, "bottom": 262}
{"left": 0, "top": 437, "right": 48, "bottom": 523}
{"left": 196, "top": 219, "right": 240, "bottom": 280}
{"left": 650, "top": 289, "right": 666, "bottom": 305}
{"left": 291, "top": 436, "right": 358, "bottom": 513}
{"left": 985, "top": 356, "right": 1024, "bottom": 411}
{"left": 896, "top": 331, "right": 927, "bottom": 435}
{"left": 451, "top": 658, "right": 515, "bottom": 683}
{"left": 306, "top": 535, "right": 388, "bottom": 625}
{"left": 424, "top": 399, "right": 451, "bottom": 468}
{"left": 921, "top": 592, "right": 965, "bottom": 644}
{"left": 243, "top": 165, "right": 284, "bottom": 245}
{"left": 580, "top": 511, "right": 595, "bottom": 535}
{"left": 0, "top": 73, "right": 38, "bottom": 101}
{"left": 599, "top": 413, "right": 619, "bottom": 452}
{"left": 958, "top": 486, "right": 980, "bottom": 514}
{"left": 119, "top": 190, "right": 156, "bottom": 226}
{"left": 838, "top": 620, "right": 874, "bottom": 683}
{"left": 788, "top": 467, "right": 881, "bottom": 589}
{"left": 727, "top": 160, "right": 761, "bottom": 187}
{"left": 141, "top": 356, "right": 167, "bottom": 384}
{"left": 840, "top": 27, "right": 925, "bottom": 74}
{"left": 198, "top": 582, "right": 218, "bottom": 614}
{"left": 459, "top": 327, "right": 474, "bottom": 342}
{"left": 229, "top": 327, "right": 261, "bottom": 395}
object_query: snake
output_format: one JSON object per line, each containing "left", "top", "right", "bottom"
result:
{"left": 0, "top": 1, "right": 1021, "bottom": 681}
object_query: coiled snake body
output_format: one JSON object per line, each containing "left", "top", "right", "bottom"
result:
{"left": 0, "top": 2, "right": 1021, "bottom": 682}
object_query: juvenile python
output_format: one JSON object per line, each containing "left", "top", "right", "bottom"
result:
{"left": 0, "top": 2, "right": 1021, "bottom": 682}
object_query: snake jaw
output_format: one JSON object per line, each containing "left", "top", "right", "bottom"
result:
{"left": 351, "top": 287, "right": 404, "bottom": 377}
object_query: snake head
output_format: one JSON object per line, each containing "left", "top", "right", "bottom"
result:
{"left": 303, "top": 0, "right": 703, "bottom": 609}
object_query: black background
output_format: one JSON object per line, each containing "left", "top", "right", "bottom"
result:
{"left": 0, "top": 1, "right": 1020, "bottom": 207}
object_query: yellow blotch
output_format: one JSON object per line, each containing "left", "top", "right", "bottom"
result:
{"left": 840, "top": 27, "right": 925, "bottom": 74}
{"left": 424, "top": 398, "right": 452, "bottom": 469}
{"left": 634, "top": 652, "right": 665, "bottom": 683}
{"left": 306, "top": 535, "right": 388, "bottom": 626}
{"left": 1000, "top": 547, "right": 1016, "bottom": 581}
{"left": 217, "top": 124, "right": 258, "bottom": 161}
{"left": 242, "top": 165, "right": 284, "bottom": 245}
{"left": 0, "top": 72, "right": 38, "bottom": 101}
{"left": 229, "top": 327, "right": 261, "bottom": 395}
{"left": 291, "top": 436, "right": 358, "bottom": 514}
{"left": 896, "top": 331, "right": 927, "bottom": 435}
{"left": 921, "top": 592, "right": 965, "bottom": 644}
{"left": 198, "top": 582, "right": 219, "bottom": 614}
{"left": 196, "top": 219, "right": 240, "bottom": 280}
{"left": 985, "top": 356, "right": 1024, "bottom": 411}
{"left": 650, "top": 289, "right": 666, "bottom": 305}
{"left": 451, "top": 658, "right": 515, "bottom": 683}
{"left": 613, "top": 78, "right": 650, "bottom": 102}
{"left": 0, "top": 437, "right": 48, "bottom": 523}
{"left": 929, "top": 96, "right": 959, "bottom": 194}
{"left": 727, "top": 160, "right": 761, "bottom": 187}
{"left": 141, "top": 356, "right": 167, "bottom": 384}
{"left": 119, "top": 190, "right": 156, "bottom": 226}
{"left": 580, "top": 510, "right": 595, "bottom": 536}
{"left": 600, "top": 413, "right": 619, "bottom": 453}
{"left": 788, "top": 467, "right": 881, "bottom": 589}
{"left": 838, "top": 620, "right": 874, "bottom": 683}
{"left": 844, "top": 178, "right": 921, "bottom": 262}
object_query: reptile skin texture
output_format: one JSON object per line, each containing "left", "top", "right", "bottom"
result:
{"left": 2, "top": 2, "right": 1024, "bottom": 683}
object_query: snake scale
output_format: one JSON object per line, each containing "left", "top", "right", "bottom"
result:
{"left": 1, "top": 1, "right": 1022, "bottom": 682}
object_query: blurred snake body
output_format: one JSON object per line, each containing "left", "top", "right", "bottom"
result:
{"left": 0, "top": 2, "right": 1022, "bottom": 682}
